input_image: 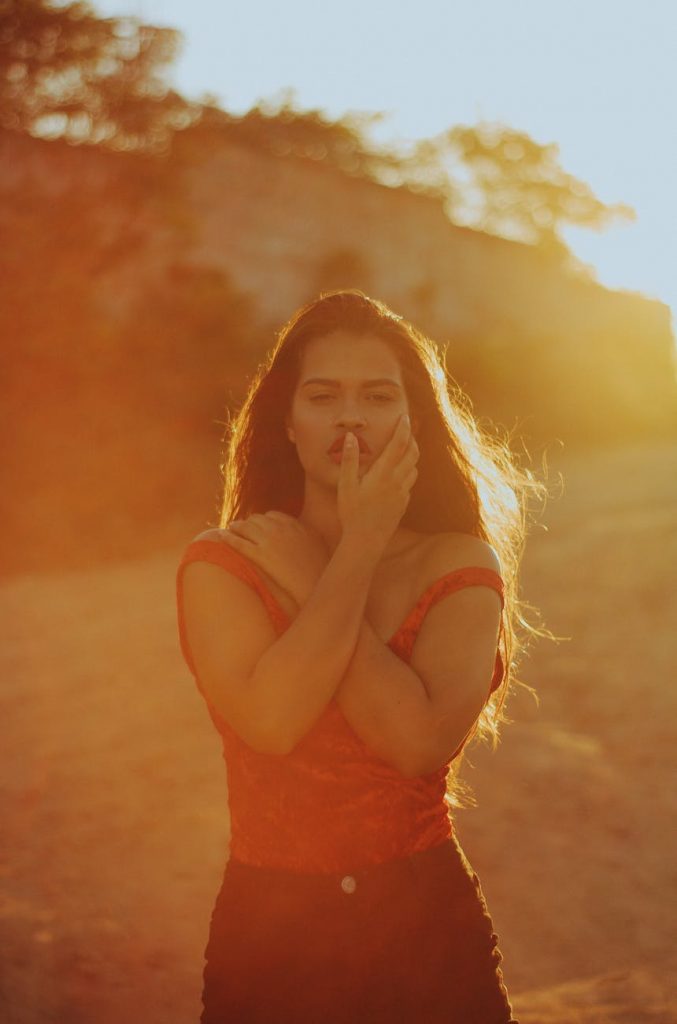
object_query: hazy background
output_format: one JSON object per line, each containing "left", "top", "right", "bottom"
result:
{"left": 2, "top": 2, "right": 676, "bottom": 1022}
{"left": 94, "top": 0, "right": 677, "bottom": 321}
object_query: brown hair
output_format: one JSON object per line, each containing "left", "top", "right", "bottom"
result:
{"left": 220, "top": 289, "right": 550, "bottom": 806}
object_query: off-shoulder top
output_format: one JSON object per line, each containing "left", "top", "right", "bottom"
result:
{"left": 176, "top": 537, "right": 506, "bottom": 874}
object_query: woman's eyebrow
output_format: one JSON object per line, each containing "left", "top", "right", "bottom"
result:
{"left": 300, "top": 378, "right": 402, "bottom": 389}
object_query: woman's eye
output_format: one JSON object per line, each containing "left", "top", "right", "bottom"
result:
{"left": 309, "top": 393, "right": 392, "bottom": 403}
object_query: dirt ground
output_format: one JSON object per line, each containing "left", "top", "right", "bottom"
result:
{"left": 2, "top": 437, "right": 676, "bottom": 1023}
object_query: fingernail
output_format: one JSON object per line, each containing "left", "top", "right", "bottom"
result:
{"left": 345, "top": 432, "right": 356, "bottom": 446}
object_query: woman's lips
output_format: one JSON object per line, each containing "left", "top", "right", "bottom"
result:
{"left": 326, "top": 436, "right": 371, "bottom": 464}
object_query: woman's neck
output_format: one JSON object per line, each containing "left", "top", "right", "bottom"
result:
{"left": 297, "top": 489, "right": 342, "bottom": 553}
{"left": 297, "top": 487, "right": 418, "bottom": 559}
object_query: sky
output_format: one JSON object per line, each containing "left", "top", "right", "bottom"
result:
{"left": 96, "top": 0, "right": 676, "bottom": 327}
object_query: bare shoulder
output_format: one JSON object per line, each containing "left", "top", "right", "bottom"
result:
{"left": 183, "top": 527, "right": 254, "bottom": 597}
{"left": 425, "top": 531, "right": 502, "bottom": 578}
{"left": 183, "top": 527, "right": 293, "bottom": 619}
{"left": 182, "top": 536, "right": 274, "bottom": 632}
{"left": 191, "top": 526, "right": 229, "bottom": 545}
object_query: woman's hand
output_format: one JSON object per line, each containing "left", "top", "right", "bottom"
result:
{"left": 220, "top": 512, "right": 330, "bottom": 607}
{"left": 338, "top": 414, "right": 419, "bottom": 552}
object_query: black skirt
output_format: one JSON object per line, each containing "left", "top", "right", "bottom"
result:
{"left": 200, "top": 835, "right": 519, "bottom": 1023}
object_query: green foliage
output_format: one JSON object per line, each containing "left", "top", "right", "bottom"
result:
{"left": 0, "top": 158, "right": 260, "bottom": 570}
{"left": 353, "top": 121, "right": 636, "bottom": 257}
{"left": 311, "top": 245, "right": 373, "bottom": 296}
{"left": 0, "top": 0, "right": 198, "bottom": 149}
{"left": 193, "top": 93, "right": 634, "bottom": 260}
{"left": 190, "top": 90, "right": 404, "bottom": 183}
{"left": 125, "top": 261, "right": 259, "bottom": 415}
{"left": 1, "top": 4, "right": 634, "bottom": 252}
{"left": 440, "top": 123, "right": 635, "bottom": 252}
{"left": 3, "top": 2, "right": 666, "bottom": 573}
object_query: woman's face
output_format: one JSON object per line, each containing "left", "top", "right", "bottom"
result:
{"left": 285, "top": 330, "right": 415, "bottom": 485}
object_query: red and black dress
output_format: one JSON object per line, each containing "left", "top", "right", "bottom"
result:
{"left": 177, "top": 537, "right": 519, "bottom": 1024}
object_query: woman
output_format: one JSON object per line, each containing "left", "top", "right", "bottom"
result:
{"left": 176, "top": 289, "right": 543, "bottom": 1022}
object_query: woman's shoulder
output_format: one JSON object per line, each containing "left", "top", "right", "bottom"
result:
{"left": 423, "top": 531, "right": 502, "bottom": 580}
{"left": 185, "top": 527, "right": 254, "bottom": 563}
{"left": 383, "top": 530, "right": 501, "bottom": 603}
{"left": 182, "top": 527, "right": 296, "bottom": 621}
{"left": 189, "top": 527, "right": 229, "bottom": 546}
{"left": 180, "top": 527, "right": 258, "bottom": 582}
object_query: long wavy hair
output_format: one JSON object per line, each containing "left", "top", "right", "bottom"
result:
{"left": 219, "top": 289, "right": 551, "bottom": 807}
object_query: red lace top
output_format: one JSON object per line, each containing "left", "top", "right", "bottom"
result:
{"left": 176, "top": 537, "right": 506, "bottom": 874}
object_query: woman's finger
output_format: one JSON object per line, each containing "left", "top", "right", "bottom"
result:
{"left": 401, "top": 466, "right": 418, "bottom": 492}
{"left": 220, "top": 528, "right": 257, "bottom": 553}
{"left": 337, "top": 432, "right": 359, "bottom": 507}
{"left": 247, "top": 513, "right": 270, "bottom": 528}
{"left": 227, "top": 516, "right": 265, "bottom": 541}
{"left": 394, "top": 434, "right": 420, "bottom": 476}
{"left": 385, "top": 431, "right": 419, "bottom": 496}
{"left": 263, "top": 511, "right": 294, "bottom": 523}
{"left": 376, "top": 414, "right": 411, "bottom": 474}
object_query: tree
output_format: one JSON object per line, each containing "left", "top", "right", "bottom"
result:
{"left": 311, "top": 245, "right": 372, "bottom": 296}
{"left": 189, "top": 88, "right": 405, "bottom": 184}
{"left": 403, "top": 122, "right": 635, "bottom": 256}
{"left": 0, "top": 0, "right": 198, "bottom": 150}
{"left": 200, "top": 90, "right": 634, "bottom": 262}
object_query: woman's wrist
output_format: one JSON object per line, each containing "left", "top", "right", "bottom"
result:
{"left": 286, "top": 581, "right": 315, "bottom": 610}
{"left": 336, "top": 529, "right": 388, "bottom": 567}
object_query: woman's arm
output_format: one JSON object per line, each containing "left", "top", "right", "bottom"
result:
{"left": 182, "top": 531, "right": 381, "bottom": 756}
{"left": 283, "top": 536, "right": 503, "bottom": 776}
{"left": 336, "top": 594, "right": 501, "bottom": 776}
{"left": 182, "top": 419, "right": 416, "bottom": 757}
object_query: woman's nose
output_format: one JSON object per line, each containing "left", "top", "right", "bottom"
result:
{"left": 335, "top": 406, "right": 367, "bottom": 428}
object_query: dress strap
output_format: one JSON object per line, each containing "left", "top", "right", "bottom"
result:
{"left": 391, "top": 568, "right": 506, "bottom": 695}
{"left": 403, "top": 567, "right": 505, "bottom": 636}
{"left": 176, "top": 537, "right": 288, "bottom": 675}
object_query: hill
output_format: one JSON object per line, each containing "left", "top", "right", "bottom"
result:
{"left": 2, "top": 127, "right": 676, "bottom": 575}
